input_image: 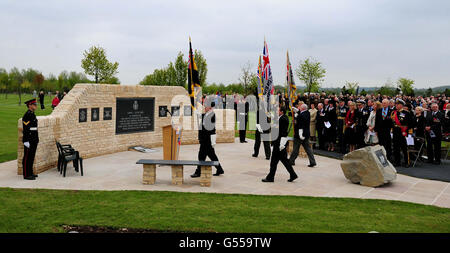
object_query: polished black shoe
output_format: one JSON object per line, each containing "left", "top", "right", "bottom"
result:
{"left": 252, "top": 154, "right": 258, "bottom": 157}
{"left": 265, "top": 157, "right": 270, "bottom": 160}
{"left": 307, "top": 164, "right": 316, "bottom": 167}
{"left": 261, "top": 178, "right": 274, "bottom": 183}
{"left": 213, "top": 170, "right": 224, "bottom": 176}
{"left": 24, "top": 176, "right": 36, "bottom": 180}
{"left": 290, "top": 162, "right": 295, "bottom": 166}
{"left": 288, "top": 175, "right": 298, "bottom": 182}
{"left": 32, "top": 174, "right": 38, "bottom": 178}
{"left": 190, "top": 173, "right": 201, "bottom": 178}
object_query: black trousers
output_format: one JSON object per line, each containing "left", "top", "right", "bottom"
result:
{"left": 288, "top": 137, "right": 316, "bottom": 165}
{"left": 239, "top": 117, "right": 248, "bottom": 142}
{"left": 393, "top": 130, "right": 408, "bottom": 164}
{"left": 426, "top": 134, "right": 442, "bottom": 163}
{"left": 194, "top": 143, "right": 223, "bottom": 174}
{"left": 40, "top": 98, "right": 45, "bottom": 109}
{"left": 22, "top": 142, "right": 38, "bottom": 178}
{"left": 266, "top": 144, "right": 297, "bottom": 180}
{"left": 337, "top": 120, "right": 345, "bottom": 153}
{"left": 317, "top": 127, "right": 325, "bottom": 149}
{"left": 378, "top": 131, "right": 392, "bottom": 161}
{"left": 253, "top": 131, "right": 271, "bottom": 158}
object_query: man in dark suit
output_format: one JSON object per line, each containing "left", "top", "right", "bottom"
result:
{"left": 425, "top": 103, "right": 444, "bottom": 165}
{"left": 253, "top": 96, "right": 271, "bottom": 160}
{"left": 375, "top": 99, "right": 393, "bottom": 162}
{"left": 289, "top": 103, "right": 316, "bottom": 167}
{"left": 316, "top": 103, "right": 327, "bottom": 150}
{"left": 191, "top": 102, "right": 224, "bottom": 177}
{"left": 262, "top": 106, "right": 298, "bottom": 183}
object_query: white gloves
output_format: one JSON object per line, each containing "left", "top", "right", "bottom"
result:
{"left": 256, "top": 124, "right": 262, "bottom": 133}
{"left": 299, "top": 129, "right": 305, "bottom": 140}
{"left": 211, "top": 134, "right": 217, "bottom": 148}
{"left": 280, "top": 137, "right": 288, "bottom": 150}
{"left": 293, "top": 107, "right": 299, "bottom": 113}
{"left": 24, "top": 142, "right": 30, "bottom": 148}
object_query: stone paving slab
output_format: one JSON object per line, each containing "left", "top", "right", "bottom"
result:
{"left": 1, "top": 138, "right": 449, "bottom": 208}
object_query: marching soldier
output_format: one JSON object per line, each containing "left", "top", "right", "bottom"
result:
{"left": 337, "top": 100, "right": 348, "bottom": 153}
{"left": 22, "top": 99, "right": 39, "bottom": 180}
{"left": 252, "top": 96, "right": 271, "bottom": 160}
{"left": 262, "top": 106, "right": 298, "bottom": 183}
{"left": 191, "top": 101, "right": 225, "bottom": 177}
{"left": 237, "top": 96, "right": 249, "bottom": 143}
{"left": 391, "top": 99, "right": 412, "bottom": 167}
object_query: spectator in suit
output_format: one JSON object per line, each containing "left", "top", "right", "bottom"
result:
{"left": 289, "top": 103, "right": 316, "bottom": 167}
{"left": 425, "top": 103, "right": 444, "bottom": 165}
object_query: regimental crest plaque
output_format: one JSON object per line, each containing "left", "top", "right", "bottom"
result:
{"left": 171, "top": 106, "right": 180, "bottom": 116}
{"left": 91, "top": 108, "right": 99, "bottom": 121}
{"left": 79, "top": 108, "right": 87, "bottom": 123}
{"left": 159, "top": 106, "right": 168, "bottom": 117}
{"left": 375, "top": 149, "right": 389, "bottom": 167}
{"left": 103, "top": 107, "right": 112, "bottom": 120}
{"left": 184, "top": 105, "right": 192, "bottom": 116}
{"left": 116, "top": 97, "right": 155, "bottom": 134}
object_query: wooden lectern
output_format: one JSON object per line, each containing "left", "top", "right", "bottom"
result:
{"left": 162, "top": 125, "right": 182, "bottom": 160}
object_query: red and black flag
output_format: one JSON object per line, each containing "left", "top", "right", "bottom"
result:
{"left": 188, "top": 37, "right": 201, "bottom": 109}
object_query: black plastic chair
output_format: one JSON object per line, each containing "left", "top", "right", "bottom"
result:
{"left": 56, "top": 142, "right": 80, "bottom": 177}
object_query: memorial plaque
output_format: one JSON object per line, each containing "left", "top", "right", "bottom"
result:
{"left": 171, "top": 106, "right": 180, "bottom": 116}
{"left": 116, "top": 98, "right": 155, "bottom": 134}
{"left": 103, "top": 107, "right": 112, "bottom": 120}
{"left": 91, "top": 108, "right": 99, "bottom": 121}
{"left": 375, "top": 149, "right": 389, "bottom": 167}
{"left": 159, "top": 106, "right": 168, "bottom": 117}
{"left": 184, "top": 105, "right": 192, "bottom": 116}
{"left": 79, "top": 108, "right": 87, "bottom": 123}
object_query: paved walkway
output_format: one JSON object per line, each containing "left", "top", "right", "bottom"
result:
{"left": 1, "top": 138, "right": 449, "bottom": 208}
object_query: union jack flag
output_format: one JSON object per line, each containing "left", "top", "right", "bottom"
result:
{"left": 262, "top": 39, "right": 274, "bottom": 103}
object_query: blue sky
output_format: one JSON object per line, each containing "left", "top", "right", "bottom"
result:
{"left": 0, "top": 0, "right": 449, "bottom": 88}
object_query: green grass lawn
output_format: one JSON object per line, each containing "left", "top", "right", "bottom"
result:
{"left": 0, "top": 188, "right": 449, "bottom": 233}
{"left": 0, "top": 94, "right": 53, "bottom": 163}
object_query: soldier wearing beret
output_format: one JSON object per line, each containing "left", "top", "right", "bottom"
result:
{"left": 22, "top": 99, "right": 39, "bottom": 180}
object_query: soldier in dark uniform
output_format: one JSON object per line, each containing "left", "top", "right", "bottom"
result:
{"left": 237, "top": 96, "right": 249, "bottom": 143}
{"left": 355, "top": 100, "right": 370, "bottom": 148}
{"left": 425, "top": 103, "right": 444, "bottom": 165}
{"left": 391, "top": 99, "right": 412, "bottom": 167}
{"left": 22, "top": 99, "right": 39, "bottom": 180}
{"left": 191, "top": 102, "right": 224, "bottom": 177}
{"left": 262, "top": 106, "right": 298, "bottom": 183}
{"left": 337, "top": 100, "right": 348, "bottom": 153}
{"left": 252, "top": 96, "right": 271, "bottom": 160}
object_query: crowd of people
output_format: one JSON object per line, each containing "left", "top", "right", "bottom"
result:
{"left": 282, "top": 93, "right": 450, "bottom": 167}
{"left": 32, "top": 90, "right": 67, "bottom": 110}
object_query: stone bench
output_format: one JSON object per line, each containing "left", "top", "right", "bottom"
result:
{"left": 136, "top": 159, "right": 219, "bottom": 187}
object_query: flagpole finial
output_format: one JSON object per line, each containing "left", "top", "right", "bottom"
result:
{"left": 189, "top": 36, "right": 191, "bottom": 42}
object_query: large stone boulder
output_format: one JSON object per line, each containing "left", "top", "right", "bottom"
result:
{"left": 340, "top": 145, "right": 396, "bottom": 187}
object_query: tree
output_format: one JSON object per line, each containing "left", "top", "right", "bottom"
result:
{"left": 0, "top": 68, "right": 9, "bottom": 98}
{"left": 194, "top": 50, "right": 207, "bottom": 86}
{"left": 238, "top": 61, "right": 256, "bottom": 94}
{"left": 344, "top": 81, "right": 359, "bottom": 95}
{"left": 426, "top": 87, "right": 433, "bottom": 97}
{"left": 33, "top": 73, "right": 45, "bottom": 91}
{"left": 174, "top": 51, "right": 188, "bottom": 87}
{"left": 295, "top": 57, "right": 326, "bottom": 93}
{"left": 9, "top": 67, "right": 23, "bottom": 105}
{"left": 81, "top": 46, "right": 119, "bottom": 84}
{"left": 397, "top": 77, "right": 415, "bottom": 96}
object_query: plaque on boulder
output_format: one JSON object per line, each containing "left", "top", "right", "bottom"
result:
{"left": 79, "top": 108, "right": 87, "bottom": 123}
{"left": 340, "top": 145, "right": 396, "bottom": 187}
{"left": 103, "top": 107, "right": 112, "bottom": 120}
{"left": 115, "top": 98, "right": 155, "bottom": 134}
{"left": 91, "top": 108, "right": 99, "bottom": 121}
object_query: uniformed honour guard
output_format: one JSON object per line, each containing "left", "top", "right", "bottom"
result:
{"left": 191, "top": 102, "right": 225, "bottom": 177}
{"left": 22, "top": 99, "right": 39, "bottom": 180}
{"left": 262, "top": 106, "right": 298, "bottom": 183}
{"left": 391, "top": 99, "right": 412, "bottom": 167}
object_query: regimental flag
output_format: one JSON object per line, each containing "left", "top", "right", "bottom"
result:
{"left": 257, "top": 55, "right": 264, "bottom": 98}
{"left": 262, "top": 39, "right": 274, "bottom": 104}
{"left": 286, "top": 51, "right": 296, "bottom": 110}
{"left": 188, "top": 37, "right": 201, "bottom": 109}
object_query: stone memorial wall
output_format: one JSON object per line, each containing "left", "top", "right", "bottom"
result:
{"left": 17, "top": 84, "right": 236, "bottom": 175}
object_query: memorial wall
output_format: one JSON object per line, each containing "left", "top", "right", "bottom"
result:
{"left": 17, "top": 84, "right": 235, "bottom": 175}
